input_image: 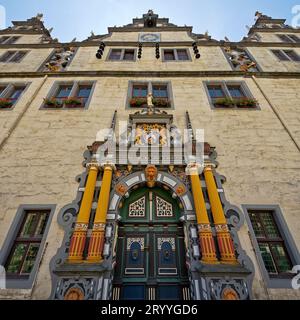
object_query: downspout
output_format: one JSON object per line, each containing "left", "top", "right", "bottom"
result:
{"left": 0, "top": 75, "right": 48, "bottom": 151}
{"left": 251, "top": 75, "right": 300, "bottom": 153}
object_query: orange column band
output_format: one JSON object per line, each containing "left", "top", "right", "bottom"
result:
{"left": 188, "top": 164, "right": 218, "bottom": 264}
{"left": 203, "top": 165, "right": 238, "bottom": 264}
{"left": 68, "top": 163, "right": 99, "bottom": 262}
{"left": 87, "top": 164, "right": 113, "bottom": 262}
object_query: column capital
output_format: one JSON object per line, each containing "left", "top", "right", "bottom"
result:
{"left": 186, "top": 162, "right": 204, "bottom": 175}
{"left": 86, "top": 161, "right": 100, "bottom": 170}
{"left": 203, "top": 163, "right": 216, "bottom": 170}
{"left": 100, "top": 162, "right": 116, "bottom": 171}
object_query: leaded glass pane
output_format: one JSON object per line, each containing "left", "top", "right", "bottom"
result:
{"left": 258, "top": 243, "right": 277, "bottom": 274}
{"left": 20, "top": 213, "right": 38, "bottom": 237}
{"left": 6, "top": 243, "right": 27, "bottom": 274}
{"left": 260, "top": 212, "right": 280, "bottom": 238}
{"left": 21, "top": 243, "right": 40, "bottom": 274}
{"left": 270, "top": 243, "right": 292, "bottom": 273}
{"left": 249, "top": 212, "right": 264, "bottom": 237}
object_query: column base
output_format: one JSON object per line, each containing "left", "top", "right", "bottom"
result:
{"left": 216, "top": 227, "right": 238, "bottom": 265}
{"left": 198, "top": 228, "right": 218, "bottom": 264}
{"left": 68, "top": 226, "right": 88, "bottom": 262}
{"left": 86, "top": 225, "right": 105, "bottom": 262}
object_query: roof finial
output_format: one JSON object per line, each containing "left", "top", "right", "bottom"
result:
{"left": 36, "top": 13, "right": 43, "bottom": 21}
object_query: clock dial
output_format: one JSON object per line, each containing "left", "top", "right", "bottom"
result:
{"left": 139, "top": 33, "right": 161, "bottom": 42}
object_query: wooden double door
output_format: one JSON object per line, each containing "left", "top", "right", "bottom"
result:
{"left": 112, "top": 187, "right": 190, "bottom": 300}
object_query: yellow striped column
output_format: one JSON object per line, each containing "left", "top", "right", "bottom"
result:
{"left": 87, "top": 164, "right": 114, "bottom": 262}
{"left": 188, "top": 164, "right": 218, "bottom": 264}
{"left": 203, "top": 165, "right": 238, "bottom": 264}
{"left": 68, "top": 162, "right": 99, "bottom": 262}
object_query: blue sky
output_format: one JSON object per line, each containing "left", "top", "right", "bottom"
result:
{"left": 0, "top": 0, "right": 299, "bottom": 42}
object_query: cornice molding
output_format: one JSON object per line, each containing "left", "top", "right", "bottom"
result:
{"left": 0, "top": 70, "right": 299, "bottom": 79}
{"left": 107, "top": 26, "right": 193, "bottom": 33}
{"left": 248, "top": 27, "right": 300, "bottom": 34}
{"left": 0, "top": 41, "right": 300, "bottom": 49}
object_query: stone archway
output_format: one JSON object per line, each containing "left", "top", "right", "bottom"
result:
{"left": 108, "top": 170, "right": 194, "bottom": 300}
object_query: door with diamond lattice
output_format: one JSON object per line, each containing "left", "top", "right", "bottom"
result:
{"left": 112, "top": 187, "right": 190, "bottom": 300}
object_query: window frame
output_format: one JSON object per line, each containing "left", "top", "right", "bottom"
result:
{"left": 271, "top": 49, "right": 300, "bottom": 62}
{"left": 107, "top": 48, "right": 137, "bottom": 61}
{"left": 204, "top": 80, "right": 260, "bottom": 110}
{"left": 126, "top": 81, "right": 174, "bottom": 109}
{"left": 41, "top": 81, "right": 96, "bottom": 110}
{"left": 162, "top": 48, "right": 191, "bottom": 62}
{"left": 277, "top": 34, "right": 300, "bottom": 43}
{"left": 0, "top": 204, "right": 56, "bottom": 289}
{"left": 0, "top": 82, "right": 29, "bottom": 111}
{"left": 243, "top": 204, "right": 300, "bottom": 288}
{"left": 0, "top": 36, "right": 20, "bottom": 44}
{"left": 0, "top": 50, "right": 28, "bottom": 63}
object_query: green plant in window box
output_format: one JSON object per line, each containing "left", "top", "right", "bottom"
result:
{"left": 129, "top": 98, "right": 147, "bottom": 108}
{"left": 44, "top": 98, "right": 63, "bottom": 108}
{"left": 0, "top": 98, "right": 13, "bottom": 109}
{"left": 153, "top": 98, "right": 171, "bottom": 108}
{"left": 234, "top": 97, "right": 257, "bottom": 108}
{"left": 64, "top": 97, "right": 83, "bottom": 108}
{"left": 214, "top": 97, "right": 234, "bottom": 108}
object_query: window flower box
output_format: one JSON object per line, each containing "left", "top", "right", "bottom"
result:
{"left": 234, "top": 97, "right": 257, "bottom": 108}
{"left": 43, "top": 98, "right": 63, "bottom": 108}
{"left": 214, "top": 97, "right": 234, "bottom": 108}
{"left": 153, "top": 98, "right": 171, "bottom": 108}
{"left": 64, "top": 97, "right": 84, "bottom": 108}
{"left": 129, "top": 98, "right": 147, "bottom": 108}
{"left": 0, "top": 98, "right": 13, "bottom": 109}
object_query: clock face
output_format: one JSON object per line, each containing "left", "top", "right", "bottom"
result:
{"left": 139, "top": 33, "right": 161, "bottom": 42}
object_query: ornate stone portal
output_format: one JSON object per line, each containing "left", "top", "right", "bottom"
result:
{"left": 49, "top": 108, "right": 254, "bottom": 300}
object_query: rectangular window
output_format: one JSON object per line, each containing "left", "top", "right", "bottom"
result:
{"left": 0, "top": 50, "right": 27, "bottom": 63}
{"left": 5, "top": 210, "right": 50, "bottom": 278}
{"left": 164, "top": 50, "right": 175, "bottom": 61}
{"left": 277, "top": 34, "right": 300, "bottom": 43}
{"left": 0, "top": 83, "right": 27, "bottom": 109}
{"left": 277, "top": 34, "right": 294, "bottom": 43}
{"left": 108, "top": 49, "right": 136, "bottom": 61}
{"left": 128, "top": 81, "right": 172, "bottom": 109}
{"left": 0, "top": 36, "right": 20, "bottom": 44}
{"left": 227, "top": 85, "right": 245, "bottom": 98}
{"left": 272, "top": 49, "right": 290, "bottom": 61}
{"left": 177, "top": 49, "right": 189, "bottom": 61}
{"left": 123, "top": 49, "right": 135, "bottom": 61}
{"left": 8, "top": 86, "right": 26, "bottom": 104}
{"left": 43, "top": 82, "right": 94, "bottom": 109}
{"left": 152, "top": 85, "right": 168, "bottom": 98}
{"left": 163, "top": 49, "right": 190, "bottom": 61}
{"left": 207, "top": 85, "right": 226, "bottom": 98}
{"left": 0, "top": 36, "right": 10, "bottom": 44}
{"left": 288, "top": 35, "right": 300, "bottom": 43}
{"left": 272, "top": 49, "right": 300, "bottom": 62}
{"left": 132, "top": 84, "right": 148, "bottom": 98}
{"left": 109, "top": 49, "right": 122, "bottom": 60}
{"left": 205, "top": 82, "right": 257, "bottom": 109}
{"left": 76, "top": 85, "right": 92, "bottom": 106}
{"left": 284, "top": 50, "right": 300, "bottom": 62}
{"left": 243, "top": 205, "right": 300, "bottom": 288}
